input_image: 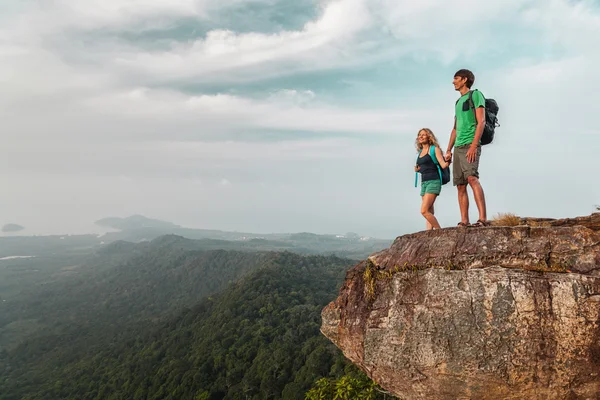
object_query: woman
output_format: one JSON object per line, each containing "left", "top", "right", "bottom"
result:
{"left": 414, "top": 128, "right": 450, "bottom": 230}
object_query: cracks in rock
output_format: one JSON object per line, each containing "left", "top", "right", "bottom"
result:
{"left": 407, "top": 365, "right": 428, "bottom": 382}
{"left": 453, "top": 230, "right": 466, "bottom": 260}
{"left": 466, "top": 271, "right": 483, "bottom": 333}
{"left": 528, "top": 275, "right": 543, "bottom": 380}
{"left": 545, "top": 243, "right": 553, "bottom": 269}
{"left": 547, "top": 280, "right": 554, "bottom": 317}
{"left": 506, "top": 273, "right": 520, "bottom": 319}
{"left": 426, "top": 239, "right": 433, "bottom": 264}
{"left": 517, "top": 231, "right": 526, "bottom": 261}
{"left": 420, "top": 251, "right": 433, "bottom": 272}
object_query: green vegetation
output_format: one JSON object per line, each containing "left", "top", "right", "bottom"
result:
{"left": 0, "top": 238, "right": 396, "bottom": 400}
{"left": 306, "top": 374, "right": 394, "bottom": 400}
{"left": 0, "top": 254, "right": 90, "bottom": 302}
{"left": 0, "top": 246, "right": 269, "bottom": 337}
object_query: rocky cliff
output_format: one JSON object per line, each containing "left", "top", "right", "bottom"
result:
{"left": 321, "top": 213, "right": 600, "bottom": 399}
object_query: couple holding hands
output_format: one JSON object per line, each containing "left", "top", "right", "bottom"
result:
{"left": 414, "top": 69, "right": 489, "bottom": 230}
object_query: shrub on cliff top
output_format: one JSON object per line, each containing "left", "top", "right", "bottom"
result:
{"left": 493, "top": 213, "right": 521, "bottom": 226}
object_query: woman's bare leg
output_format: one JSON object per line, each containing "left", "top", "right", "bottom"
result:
{"left": 422, "top": 196, "right": 433, "bottom": 230}
{"left": 421, "top": 194, "right": 441, "bottom": 229}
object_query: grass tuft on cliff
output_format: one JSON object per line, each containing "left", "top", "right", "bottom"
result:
{"left": 493, "top": 213, "right": 521, "bottom": 226}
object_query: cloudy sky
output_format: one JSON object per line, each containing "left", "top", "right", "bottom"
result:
{"left": 1, "top": 0, "right": 599, "bottom": 238}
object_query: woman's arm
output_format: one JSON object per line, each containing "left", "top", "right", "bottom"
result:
{"left": 435, "top": 146, "right": 449, "bottom": 169}
{"left": 445, "top": 118, "right": 456, "bottom": 162}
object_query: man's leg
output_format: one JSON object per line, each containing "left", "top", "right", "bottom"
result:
{"left": 465, "top": 145, "right": 486, "bottom": 222}
{"left": 457, "top": 184, "right": 469, "bottom": 224}
{"left": 453, "top": 145, "right": 470, "bottom": 225}
{"left": 467, "top": 176, "right": 487, "bottom": 222}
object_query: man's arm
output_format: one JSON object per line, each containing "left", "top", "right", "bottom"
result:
{"left": 472, "top": 107, "right": 486, "bottom": 146}
{"left": 445, "top": 117, "right": 456, "bottom": 162}
{"left": 466, "top": 107, "right": 486, "bottom": 163}
{"left": 435, "top": 146, "right": 450, "bottom": 169}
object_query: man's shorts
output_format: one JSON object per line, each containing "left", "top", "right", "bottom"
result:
{"left": 420, "top": 179, "right": 441, "bottom": 196}
{"left": 453, "top": 144, "right": 481, "bottom": 186}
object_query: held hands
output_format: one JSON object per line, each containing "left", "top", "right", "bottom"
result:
{"left": 414, "top": 165, "right": 420, "bottom": 172}
{"left": 444, "top": 150, "right": 452, "bottom": 163}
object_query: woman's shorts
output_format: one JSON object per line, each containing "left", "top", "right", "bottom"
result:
{"left": 420, "top": 179, "right": 441, "bottom": 196}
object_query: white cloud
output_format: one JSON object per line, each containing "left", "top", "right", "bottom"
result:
{"left": 50, "top": 0, "right": 200, "bottom": 29}
{"left": 370, "top": 1, "right": 518, "bottom": 63}
{"left": 148, "top": 138, "right": 372, "bottom": 163}
{"left": 521, "top": 0, "right": 600, "bottom": 52}
{"left": 2, "top": 0, "right": 274, "bottom": 34}
{"left": 102, "top": 0, "right": 573, "bottom": 83}
{"left": 267, "top": 89, "right": 316, "bottom": 106}
{"left": 2, "top": 0, "right": 598, "bottom": 142}
{"left": 0, "top": 0, "right": 599, "bottom": 236}
{"left": 0, "top": 72, "right": 415, "bottom": 148}
{"left": 113, "top": 0, "right": 372, "bottom": 82}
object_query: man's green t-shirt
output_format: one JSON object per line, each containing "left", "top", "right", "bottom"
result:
{"left": 455, "top": 90, "right": 485, "bottom": 147}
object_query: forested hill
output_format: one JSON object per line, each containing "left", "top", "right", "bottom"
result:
{"left": 1, "top": 241, "right": 279, "bottom": 331}
{"left": 0, "top": 242, "right": 395, "bottom": 399}
{"left": 1, "top": 252, "right": 348, "bottom": 399}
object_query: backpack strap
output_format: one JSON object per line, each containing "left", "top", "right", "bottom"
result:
{"left": 429, "top": 145, "right": 443, "bottom": 185}
{"left": 468, "top": 90, "right": 476, "bottom": 120}
{"left": 429, "top": 145, "right": 437, "bottom": 165}
{"left": 469, "top": 89, "right": 486, "bottom": 122}
{"left": 457, "top": 89, "right": 476, "bottom": 106}
{"left": 414, "top": 152, "right": 420, "bottom": 187}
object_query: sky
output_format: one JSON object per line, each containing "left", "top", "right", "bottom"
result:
{"left": 1, "top": 0, "right": 599, "bottom": 238}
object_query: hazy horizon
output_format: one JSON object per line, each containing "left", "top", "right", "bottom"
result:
{"left": 0, "top": 213, "right": 394, "bottom": 239}
{"left": 2, "top": 0, "right": 599, "bottom": 239}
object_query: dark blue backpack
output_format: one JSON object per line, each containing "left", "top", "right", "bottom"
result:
{"left": 467, "top": 89, "right": 500, "bottom": 145}
{"left": 414, "top": 145, "right": 450, "bottom": 187}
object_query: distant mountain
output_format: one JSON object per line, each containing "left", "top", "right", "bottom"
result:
{"left": 1, "top": 224, "right": 24, "bottom": 233}
{"left": 95, "top": 214, "right": 179, "bottom": 231}
{"left": 90, "top": 215, "right": 392, "bottom": 259}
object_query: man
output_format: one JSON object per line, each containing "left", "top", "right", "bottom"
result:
{"left": 444, "top": 69, "right": 488, "bottom": 227}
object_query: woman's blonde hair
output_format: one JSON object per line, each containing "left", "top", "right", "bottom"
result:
{"left": 415, "top": 128, "right": 440, "bottom": 151}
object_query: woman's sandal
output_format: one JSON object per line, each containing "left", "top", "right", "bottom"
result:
{"left": 470, "top": 219, "right": 490, "bottom": 227}
{"left": 457, "top": 222, "right": 469, "bottom": 227}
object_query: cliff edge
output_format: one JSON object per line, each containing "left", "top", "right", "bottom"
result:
{"left": 321, "top": 213, "right": 600, "bottom": 399}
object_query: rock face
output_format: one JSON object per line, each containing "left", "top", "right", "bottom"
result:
{"left": 321, "top": 215, "right": 600, "bottom": 400}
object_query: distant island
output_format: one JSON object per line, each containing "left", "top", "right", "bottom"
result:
{"left": 95, "top": 215, "right": 179, "bottom": 231}
{"left": 2, "top": 223, "right": 25, "bottom": 233}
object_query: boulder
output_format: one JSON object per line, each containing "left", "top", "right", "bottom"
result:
{"left": 321, "top": 219, "right": 600, "bottom": 399}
